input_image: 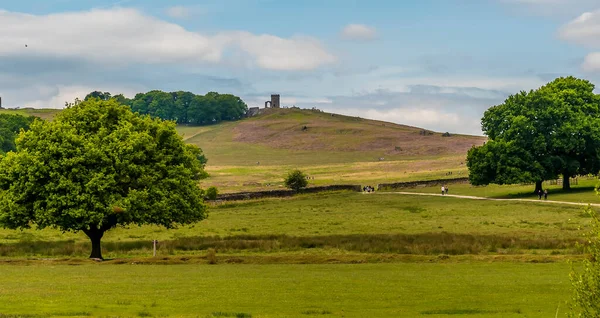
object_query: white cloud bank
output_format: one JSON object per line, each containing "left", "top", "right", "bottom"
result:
{"left": 0, "top": 8, "right": 336, "bottom": 71}
{"left": 340, "top": 24, "right": 378, "bottom": 41}
{"left": 558, "top": 10, "right": 600, "bottom": 72}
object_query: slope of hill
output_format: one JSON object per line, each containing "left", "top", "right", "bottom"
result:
{"left": 184, "top": 108, "right": 486, "bottom": 166}
{"left": 0, "top": 108, "right": 61, "bottom": 121}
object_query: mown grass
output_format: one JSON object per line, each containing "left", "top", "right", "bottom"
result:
{"left": 0, "top": 263, "right": 573, "bottom": 317}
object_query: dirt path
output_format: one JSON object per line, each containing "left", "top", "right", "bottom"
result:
{"left": 378, "top": 191, "right": 600, "bottom": 207}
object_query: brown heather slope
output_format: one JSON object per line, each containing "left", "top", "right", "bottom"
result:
{"left": 230, "top": 108, "right": 486, "bottom": 157}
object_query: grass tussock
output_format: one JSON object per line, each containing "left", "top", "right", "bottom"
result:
{"left": 0, "top": 233, "right": 583, "bottom": 258}
{"left": 210, "top": 312, "right": 252, "bottom": 318}
{"left": 301, "top": 309, "right": 332, "bottom": 315}
{"left": 421, "top": 308, "right": 521, "bottom": 315}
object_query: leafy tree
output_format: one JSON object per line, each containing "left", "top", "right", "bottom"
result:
{"left": 0, "top": 99, "right": 208, "bottom": 260}
{"left": 569, "top": 205, "right": 600, "bottom": 317}
{"left": 204, "top": 187, "right": 219, "bottom": 200}
{"left": 0, "top": 114, "right": 37, "bottom": 155}
{"left": 467, "top": 76, "right": 600, "bottom": 191}
{"left": 84, "top": 91, "right": 112, "bottom": 101}
{"left": 284, "top": 170, "right": 309, "bottom": 192}
{"left": 90, "top": 90, "right": 248, "bottom": 125}
{"left": 112, "top": 94, "right": 132, "bottom": 107}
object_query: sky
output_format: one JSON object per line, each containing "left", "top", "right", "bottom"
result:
{"left": 1, "top": 0, "right": 600, "bottom": 135}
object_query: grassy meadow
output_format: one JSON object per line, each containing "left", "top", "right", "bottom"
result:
{"left": 0, "top": 263, "right": 572, "bottom": 318}
{"left": 0, "top": 191, "right": 595, "bottom": 259}
{"left": 1, "top": 107, "right": 596, "bottom": 317}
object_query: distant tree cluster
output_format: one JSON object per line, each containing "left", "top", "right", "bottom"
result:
{"left": 0, "top": 114, "right": 37, "bottom": 155}
{"left": 467, "top": 76, "right": 600, "bottom": 192}
{"left": 84, "top": 90, "right": 248, "bottom": 125}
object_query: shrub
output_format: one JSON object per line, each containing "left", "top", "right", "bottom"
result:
{"left": 284, "top": 170, "right": 308, "bottom": 192}
{"left": 205, "top": 187, "right": 219, "bottom": 200}
{"left": 569, "top": 207, "right": 600, "bottom": 317}
{"left": 206, "top": 248, "right": 217, "bottom": 264}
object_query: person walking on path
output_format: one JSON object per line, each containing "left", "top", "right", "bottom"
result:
{"left": 441, "top": 186, "right": 445, "bottom": 195}
{"left": 445, "top": 186, "right": 449, "bottom": 195}
{"left": 538, "top": 189, "right": 543, "bottom": 200}
{"left": 544, "top": 189, "right": 548, "bottom": 200}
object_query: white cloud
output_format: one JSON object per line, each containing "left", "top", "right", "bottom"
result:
{"left": 165, "top": 5, "right": 203, "bottom": 19}
{"left": 558, "top": 10, "right": 600, "bottom": 71}
{"left": 330, "top": 107, "right": 479, "bottom": 134}
{"left": 340, "top": 24, "right": 378, "bottom": 41}
{"left": 0, "top": 8, "right": 335, "bottom": 71}
{"left": 558, "top": 10, "right": 600, "bottom": 48}
{"left": 582, "top": 52, "right": 600, "bottom": 72}
{"left": 0, "top": 72, "right": 146, "bottom": 109}
{"left": 24, "top": 85, "right": 141, "bottom": 109}
{"left": 216, "top": 32, "right": 337, "bottom": 71}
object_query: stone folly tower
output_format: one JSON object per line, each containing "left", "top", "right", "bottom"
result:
{"left": 265, "top": 94, "right": 280, "bottom": 108}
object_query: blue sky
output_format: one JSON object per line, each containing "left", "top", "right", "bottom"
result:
{"left": 1, "top": 0, "right": 600, "bottom": 134}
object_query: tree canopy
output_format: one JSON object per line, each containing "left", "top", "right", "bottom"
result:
{"left": 84, "top": 90, "right": 248, "bottom": 125}
{"left": 284, "top": 170, "right": 309, "bottom": 192}
{"left": 467, "top": 76, "right": 600, "bottom": 191}
{"left": 0, "top": 113, "right": 37, "bottom": 155}
{"left": 0, "top": 99, "right": 208, "bottom": 259}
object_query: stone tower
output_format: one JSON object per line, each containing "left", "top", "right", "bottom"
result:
{"left": 271, "top": 94, "right": 280, "bottom": 108}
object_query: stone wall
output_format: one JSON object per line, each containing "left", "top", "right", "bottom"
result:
{"left": 246, "top": 107, "right": 261, "bottom": 117}
{"left": 377, "top": 177, "right": 469, "bottom": 191}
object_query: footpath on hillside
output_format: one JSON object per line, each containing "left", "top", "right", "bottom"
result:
{"left": 378, "top": 191, "right": 600, "bottom": 207}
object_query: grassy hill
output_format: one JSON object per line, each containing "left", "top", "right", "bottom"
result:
{"left": 183, "top": 108, "right": 486, "bottom": 191}
{"left": 187, "top": 108, "right": 485, "bottom": 163}
{"left": 0, "top": 108, "right": 61, "bottom": 121}
{"left": 1, "top": 107, "right": 487, "bottom": 192}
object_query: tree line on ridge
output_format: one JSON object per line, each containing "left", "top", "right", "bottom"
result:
{"left": 84, "top": 90, "right": 248, "bottom": 125}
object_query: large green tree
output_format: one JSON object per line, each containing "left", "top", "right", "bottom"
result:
{"left": 0, "top": 99, "right": 208, "bottom": 259}
{"left": 0, "top": 113, "right": 37, "bottom": 155}
{"left": 467, "top": 76, "right": 600, "bottom": 191}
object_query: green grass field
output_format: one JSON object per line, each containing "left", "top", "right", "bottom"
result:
{"left": 0, "top": 190, "right": 594, "bottom": 260}
{"left": 0, "top": 263, "right": 573, "bottom": 317}
{"left": 1, "top": 107, "right": 593, "bottom": 317}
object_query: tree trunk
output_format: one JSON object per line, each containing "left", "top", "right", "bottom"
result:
{"left": 563, "top": 173, "right": 571, "bottom": 191}
{"left": 534, "top": 180, "right": 543, "bottom": 194}
{"left": 83, "top": 228, "right": 105, "bottom": 260}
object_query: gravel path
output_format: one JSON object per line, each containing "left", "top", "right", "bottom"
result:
{"left": 378, "top": 191, "right": 600, "bottom": 207}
